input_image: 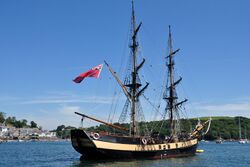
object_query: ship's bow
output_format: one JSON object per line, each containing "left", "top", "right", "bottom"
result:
{"left": 71, "top": 129, "right": 99, "bottom": 159}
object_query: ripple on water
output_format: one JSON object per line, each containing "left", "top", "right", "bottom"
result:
{"left": 1, "top": 141, "right": 250, "bottom": 167}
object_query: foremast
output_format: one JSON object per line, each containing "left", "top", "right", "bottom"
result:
{"left": 129, "top": 0, "right": 145, "bottom": 137}
{"left": 105, "top": 0, "right": 148, "bottom": 137}
{"left": 165, "top": 26, "right": 187, "bottom": 141}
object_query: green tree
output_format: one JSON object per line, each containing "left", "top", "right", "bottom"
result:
{"left": 5, "top": 116, "right": 17, "bottom": 126}
{"left": 17, "top": 119, "right": 28, "bottom": 128}
{"left": 21, "top": 119, "right": 28, "bottom": 126}
{"left": 0, "top": 112, "right": 5, "bottom": 123}
{"left": 30, "top": 121, "right": 38, "bottom": 128}
{"left": 14, "top": 120, "right": 23, "bottom": 128}
{"left": 56, "top": 125, "right": 65, "bottom": 131}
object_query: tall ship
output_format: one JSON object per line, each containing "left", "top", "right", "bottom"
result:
{"left": 71, "top": 1, "right": 210, "bottom": 160}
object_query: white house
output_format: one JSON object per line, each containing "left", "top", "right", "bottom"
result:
{"left": 0, "top": 124, "right": 8, "bottom": 137}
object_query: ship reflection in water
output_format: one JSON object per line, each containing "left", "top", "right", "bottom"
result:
{"left": 73, "top": 156, "right": 200, "bottom": 167}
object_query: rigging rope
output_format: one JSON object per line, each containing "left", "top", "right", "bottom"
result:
{"left": 107, "top": 17, "right": 131, "bottom": 124}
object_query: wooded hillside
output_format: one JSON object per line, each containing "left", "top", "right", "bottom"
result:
{"left": 86, "top": 116, "right": 250, "bottom": 140}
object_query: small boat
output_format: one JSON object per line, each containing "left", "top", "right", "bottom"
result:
{"left": 196, "top": 149, "right": 204, "bottom": 153}
{"left": 239, "top": 140, "right": 247, "bottom": 144}
{"left": 215, "top": 137, "right": 223, "bottom": 144}
{"left": 18, "top": 139, "right": 24, "bottom": 142}
{"left": 238, "top": 117, "right": 248, "bottom": 144}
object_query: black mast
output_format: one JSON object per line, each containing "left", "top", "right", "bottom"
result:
{"left": 130, "top": 0, "right": 138, "bottom": 137}
{"left": 165, "top": 26, "right": 186, "bottom": 141}
{"left": 126, "top": 0, "right": 148, "bottom": 137}
{"left": 168, "top": 26, "right": 175, "bottom": 138}
{"left": 105, "top": 0, "right": 148, "bottom": 137}
{"left": 130, "top": 0, "right": 140, "bottom": 136}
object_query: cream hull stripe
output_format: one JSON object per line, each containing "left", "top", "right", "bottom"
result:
{"left": 93, "top": 139, "right": 198, "bottom": 151}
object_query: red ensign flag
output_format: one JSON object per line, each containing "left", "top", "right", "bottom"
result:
{"left": 73, "top": 64, "right": 103, "bottom": 83}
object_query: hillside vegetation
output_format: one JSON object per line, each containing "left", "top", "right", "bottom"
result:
{"left": 0, "top": 112, "right": 39, "bottom": 129}
{"left": 86, "top": 116, "right": 250, "bottom": 140}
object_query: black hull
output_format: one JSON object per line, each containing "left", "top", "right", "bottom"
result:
{"left": 77, "top": 146, "right": 197, "bottom": 160}
{"left": 71, "top": 129, "right": 198, "bottom": 160}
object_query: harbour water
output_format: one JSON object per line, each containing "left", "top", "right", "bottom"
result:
{"left": 0, "top": 141, "right": 250, "bottom": 167}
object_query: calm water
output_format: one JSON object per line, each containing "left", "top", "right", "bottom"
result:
{"left": 0, "top": 141, "right": 250, "bottom": 167}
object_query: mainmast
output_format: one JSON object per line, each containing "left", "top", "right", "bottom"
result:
{"left": 168, "top": 26, "right": 175, "bottom": 137}
{"left": 165, "top": 26, "right": 187, "bottom": 141}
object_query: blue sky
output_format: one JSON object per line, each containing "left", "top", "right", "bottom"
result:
{"left": 1, "top": 0, "right": 250, "bottom": 130}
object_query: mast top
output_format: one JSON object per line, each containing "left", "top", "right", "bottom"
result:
{"left": 168, "top": 25, "right": 173, "bottom": 55}
{"left": 132, "top": 0, "right": 135, "bottom": 14}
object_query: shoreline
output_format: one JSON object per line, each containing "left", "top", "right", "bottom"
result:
{"left": 0, "top": 138, "right": 70, "bottom": 142}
